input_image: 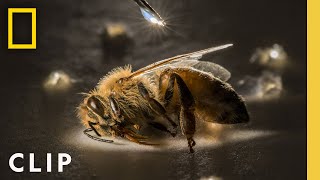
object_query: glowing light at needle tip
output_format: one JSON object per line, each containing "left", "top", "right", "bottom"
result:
{"left": 140, "top": 8, "right": 165, "bottom": 26}
{"left": 134, "top": 0, "right": 165, "bottom": 26}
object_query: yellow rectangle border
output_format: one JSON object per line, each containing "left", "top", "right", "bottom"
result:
{"left": 8, "top": 8, "right": 36, "bottom": 49}
{"left": 308, "top": 0, "right": 319, "bottom": 179}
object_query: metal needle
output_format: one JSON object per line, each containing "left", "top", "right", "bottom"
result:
{"left": 133, "top": 0, "right": 165, "bottom": 26}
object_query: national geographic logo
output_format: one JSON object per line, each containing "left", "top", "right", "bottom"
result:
{"left": 7, "top": 8, "right": 37, "bottom": 49}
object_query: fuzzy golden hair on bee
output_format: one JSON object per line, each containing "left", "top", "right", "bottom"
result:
{"left": 76, "top": 44, "right": 250, "bottom": 153}
{"left": 77, "top": 65, "right": 153, "bottom": 122}
{"left": 98, "top": 66, "right": 153, "bottom": 117}
{"left": 95, "top": 65, "right": 132, "bottom": 95}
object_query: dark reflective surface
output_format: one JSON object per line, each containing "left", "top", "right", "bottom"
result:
{"left": 0, "top": 0, "right": 306, "bottom": 179}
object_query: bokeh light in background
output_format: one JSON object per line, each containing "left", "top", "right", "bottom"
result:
{"left": 200, "top": 175, "right": 223, "bottom": 180}
{"left": 237, "top": 71, "right": 283, "bottom": 101}
{"left": 104, "top": 23, "right": 128, "bottom": 38}
{"left": 43, "top": 70, "right": 74, "bottom": 92}
{"left": 250, "top": 44, "right": 288, "bottom": 70}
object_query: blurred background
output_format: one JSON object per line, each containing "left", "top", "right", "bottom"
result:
{"left": 0, "top": 0, "right": 306, "bottom": 179}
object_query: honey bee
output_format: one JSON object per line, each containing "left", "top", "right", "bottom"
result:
{"left": 77, "top": 44, "right": 249, "bottom": 153}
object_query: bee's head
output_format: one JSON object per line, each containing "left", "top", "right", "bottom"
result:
{"left": 77, "top": 95, "right": 117, "bottom": 131}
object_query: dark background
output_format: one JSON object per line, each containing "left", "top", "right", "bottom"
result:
{"left": 0, "top": 0, "right": 306, "bottom": 179}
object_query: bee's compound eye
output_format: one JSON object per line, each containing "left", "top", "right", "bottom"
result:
{"left": 87, "top": 96, "right": 105, "bottom": 117}
{"left": 117, "top": 78, "right": 123, "bottom": 84}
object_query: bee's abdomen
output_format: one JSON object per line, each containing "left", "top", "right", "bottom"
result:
{"left": 172, "top": 68, "right": 249, "bottom": 124}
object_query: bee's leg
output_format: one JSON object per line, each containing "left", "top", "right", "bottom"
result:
{"left": 159, "top": 70, "right": 175, "bottom": 107}
{"left": 176, "top": 74, "right": 196, "bottom": 153}
{"left": 89, "top": 121, "right": 101, "bottom": 136}
{"left": 161, "top": 70, "right": 196, "bottom": 153}
{"left": 124, "top": 134, "right": 158, "bottom": 145}
{"left": 137, "top": 82, "right": 178, "bottom": 135}
{"left": 111, "top": 125, "right": 152, "bottom": 145}
{"left": 148, "top": 122, "right": 176, "bottom": 137}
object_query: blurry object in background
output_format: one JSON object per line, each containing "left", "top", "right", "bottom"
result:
{"left": 133, "top": 0, "right": 165, "bottom": 26}
{"left": 102, "top": 23, "right": 133, "bottom": 58}
{"left": 43, "top": 71, "right": 73, "bottom": 92}
{"left": 237, "top": 71, "right": 283, "bottom": 101}
{"left": 250, "top": 44, "right": 288, "bottom": 70}
{"left": 200, "top": 176, "right": 223, "bottom": 180}
{"left": 105, "top": 23, "right": 127, "bottom": 38}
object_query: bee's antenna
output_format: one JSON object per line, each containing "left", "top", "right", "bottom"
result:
{"left": 83, "top": 128, "right": 114, "bottom": 143}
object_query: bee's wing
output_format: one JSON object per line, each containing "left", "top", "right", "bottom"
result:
{"left": 141, "top": 59, "right": 231, "bottom": 81}
{"left": 191, "top": 61, "right": 231, "bottom": 81}
{"left": 128, "top": 44, "right": 233, "bottom": 79}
